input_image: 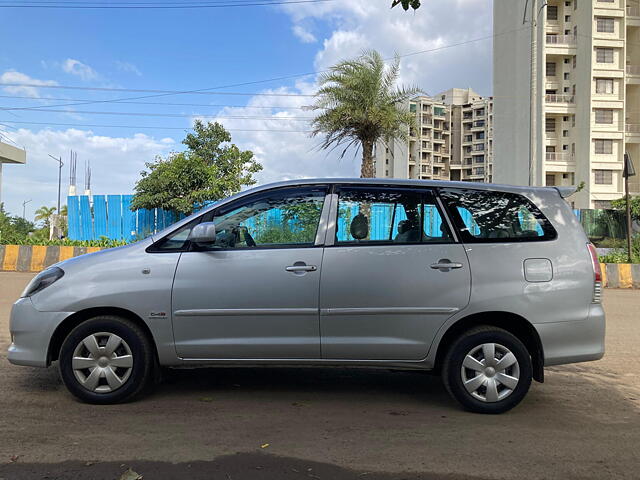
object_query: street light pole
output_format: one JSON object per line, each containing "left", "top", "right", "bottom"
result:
{"left": 624, "top": 153, "right": 636, "bottom": 263}
{"left": 47, "top": 154, "right": 64, "bottom": 214}
{"left": 22, "top": 199, "right": 31, "bottom": 220}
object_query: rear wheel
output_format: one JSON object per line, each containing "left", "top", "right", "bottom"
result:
{"left": 59, "top": 316, "right": 154, "bottom": 404}
{"left": 442, "top": 326, "right": 532, "bottom": 414}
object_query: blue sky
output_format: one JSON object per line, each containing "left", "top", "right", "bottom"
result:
{"left": 0, "top": 0, "right": 493, "bottom": 221}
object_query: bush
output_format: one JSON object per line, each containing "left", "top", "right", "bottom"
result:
{"left": 1, "top": 236, "right": 129, "bottom": 248}
{"left": 599, "top": 235, "right": 640, "bottom": 263}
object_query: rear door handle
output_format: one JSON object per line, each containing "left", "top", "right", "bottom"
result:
{"left": 430, "top": 259, "right": 463, "bottom": 271}
{"left": 285, "top": 265, "right": 317, "bottom": 272}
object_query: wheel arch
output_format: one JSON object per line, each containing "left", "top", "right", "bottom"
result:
{"left": 434, "top": 311, "right": 545, "bottom": 383}
{"left": 47, "top": 307, "right": 158, "bottom": 365}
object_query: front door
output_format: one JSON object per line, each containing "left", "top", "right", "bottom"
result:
{"left": 319, "top": 186, "right": 471, "bottom": 360}
{"left": 171, "top": 185, "right": 328, "bottom": 359}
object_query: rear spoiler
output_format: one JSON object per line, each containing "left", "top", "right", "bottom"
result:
{"left": 554, "top": 186, "right": 577, "bottom": 198}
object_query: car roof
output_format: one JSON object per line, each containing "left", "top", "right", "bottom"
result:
{"left": 240, "top": 177, "right": 566, "bottom": 197}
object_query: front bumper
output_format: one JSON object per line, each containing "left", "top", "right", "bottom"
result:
{"left": 8, "top": 297, "right": 72, "bottom": 367}
{"left": 536, "top": 303, "right": 606, "bottom": 367}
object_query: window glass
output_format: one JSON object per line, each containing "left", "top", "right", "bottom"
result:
{"left": 210, "top": 186, "right": 327, "bottom": 249}
{"left": 440, "top": 189, "right": 557, "bottom": 243}
{"left": 153, "top": 221, "right": 198, "bottom": 251}
{"left": 335, "top": 187, "right": 452, "bottom": 245}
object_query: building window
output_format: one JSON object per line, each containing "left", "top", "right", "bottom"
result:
{"left": 596, "top": 17, "right": 615, "bottom": 33}
{"left": 564, "top": 72, "right": 570, "bottom": 80}
{"left": 595, "top": 78, "right": 614, "bottom": 94}
{"left": 476, "top": 131, "right": 485, "bottom": 140}
{"left": 596, "top": 47, "right": 614, "bottom": 63}
{"left": 409, "top": 104, "right": 417, "bottom": 113}
{"left": 594, "top": 170, "right": 613, "bottom": 184}
{"left": 594, "top": 139, "right": 613, "bottom": 154}
{"left": 464, "top": 134, "right": 473, "bottom": 142}
{"left": 563, "top": 130, "right": 569, "bottom": 137}
{"left": 546, "top": 174, "right": 556, "bottom": 186}
{"left": 475, "top": 167, "right": 485, "bottom": 175}
{"left": 475, "top": 108, "right": 485, "bottom": 116}
{"left": 593, "top": 200, "right": 612, "bottom": 209}
{"left": 474, "top": 156, "right": 485, "bottom": 163}
{"left": 546, "top": 117, "right": 557, "bottom": 133}
{"left": 474, "top": 144, "right": 485, "bottom": 151}
{"left": 595, "top": 109, "right": 614, "bottom": 124}
{"left": 547, "top": 5, "right": 558, "bottom": 20}
{"left": 546, "top": 62, "right": 557, "bottom": 76}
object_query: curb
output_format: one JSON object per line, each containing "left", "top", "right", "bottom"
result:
{"left": 1, "top": 245, "right": 639, "bottom": 288}
{"left": 0, "top": 245, "right": 102, "bottom": 272}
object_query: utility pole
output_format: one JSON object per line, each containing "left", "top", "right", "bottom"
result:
{"left": 22, "top": 198, "right": 31, "bottom": 220}
{"left": 529, "top": 0, "right": 539, "bottom": 187}
{"left": 48, "top": 154, "right": 64, "bottom": 214}
{"left": 624, "top": 153, "right": 636, "bottom": 263}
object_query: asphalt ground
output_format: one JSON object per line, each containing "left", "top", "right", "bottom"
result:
{"left": 1, "top": 272, "right": 639, "bottom": 480}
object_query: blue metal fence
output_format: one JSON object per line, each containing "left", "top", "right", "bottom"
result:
{"left": 67, "top": 195, "right": 183, "bottom": 241}
{"left": 66, "top": 195, "right": 614, "bottom": 243}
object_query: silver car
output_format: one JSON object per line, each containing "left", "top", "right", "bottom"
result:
{"left": 8, "top": 179, "right": 605, "bottom": 413}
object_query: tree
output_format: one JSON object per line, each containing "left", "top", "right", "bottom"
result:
{"left": 131, "top": 121, "right": 261, "bottom": 215}
{"left": 611, "top": 195, "right": 640, "bottom": 222}
{"left": 391, "top": 0, "right": 420, "bottom": 10}
{"left": 308, "top": 50, "right": 420, "bottom": 178}
{"left": 34, "top": 206, "right": 57, "bottom": 229}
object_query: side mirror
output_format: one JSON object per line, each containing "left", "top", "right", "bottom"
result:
{"left": 188, "top": 222, "right": 216, "bottom": 245}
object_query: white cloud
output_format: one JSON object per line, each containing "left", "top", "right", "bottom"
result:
{"left": 201, "top": 0, "right": 493, "bottom": 186}
{"left": 293, "top": 25, "right": 317, "bottom": 43}
{"left": 283, "top": 0, "right": 493, "bottom": 94}
{"left": 61, "top": 58, "right": 99, "bottom": 81}
{"left": 0, "top": 71, "right": 58, "bottom": 98}
{"left": 0, "top": 128, "right": 175, "bottom": 220}
{"left": 115, "top": 61, "right": 142, "bottom": 76}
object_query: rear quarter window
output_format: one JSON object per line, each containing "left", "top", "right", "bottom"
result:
{"left": 440, "top": 188, "right": 557, "bottom": 243}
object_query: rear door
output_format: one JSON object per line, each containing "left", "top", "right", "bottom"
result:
{"left": 319, "top": 186, "right": 471, "bottom": 360}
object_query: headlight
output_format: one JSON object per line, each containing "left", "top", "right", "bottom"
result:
{"left": 21, "top": 267, "right": 65, "bottom": 297}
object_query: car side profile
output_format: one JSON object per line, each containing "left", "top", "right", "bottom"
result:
{"left": 8, "top": 179, "right": 605, "bottom": 413}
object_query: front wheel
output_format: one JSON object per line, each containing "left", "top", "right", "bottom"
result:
{"left": 442, "top": 326, "right": 532, "bottom": 414}
{"left": 59, "top": 316, "right": 155, "bottom": 404}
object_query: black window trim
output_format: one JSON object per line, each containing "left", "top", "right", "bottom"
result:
{"left": 146, "top": 184, "right": 330, "bottom": 253}
{"left": 438, "top": 187, "right": 558, "bottom": 244}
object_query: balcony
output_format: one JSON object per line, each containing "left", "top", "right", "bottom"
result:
{"left": 545, "top": 152, "right": 574, "bottom": 162}
{"left": 545, "top": 94, "right": 575, "bottom": 104}
{"left": 545, "top": 34, "right": 577, "bottom": 46}
{"left": 628, "top": 6, "right": 640, "bottom": 17}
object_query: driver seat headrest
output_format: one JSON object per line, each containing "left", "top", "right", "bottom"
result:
{"left": 350, "top": 213, "right": 369, "bottom": 240}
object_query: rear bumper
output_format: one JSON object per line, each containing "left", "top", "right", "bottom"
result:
{"left": 536, "top": 303, "right": 606, "bottom": 367}
{"left": 8, "top": 297, "right": 72, "bottom": 367}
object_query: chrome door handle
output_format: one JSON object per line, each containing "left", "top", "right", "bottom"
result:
{"left": 285, "top": 265, "right": 317, "bottom": 272}
{"left": 430, "top": 260, "right": 463, "bottom": 271}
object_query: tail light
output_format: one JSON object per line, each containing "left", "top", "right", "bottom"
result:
{"left": 587, "top": 243, "right": 602, "bottom": 303}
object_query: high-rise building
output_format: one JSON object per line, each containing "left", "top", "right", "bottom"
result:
{"left": 494, "top": 0, "right": 640, "bottom": 208}
{"left": 374, "top": 88, "right": 494, "bottom": 183}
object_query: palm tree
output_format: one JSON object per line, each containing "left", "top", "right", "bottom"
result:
{"left": 34, "top": 206, "right": 56, "bottom": 229}
{"left": 308, "top": 50, "right": 420, "bottom": 178}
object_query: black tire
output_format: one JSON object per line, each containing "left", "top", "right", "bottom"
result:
{"left": 58, "top": 316, "right": 155, "bottom": 404}
{"left": 442, "top": 326, "right": 532, "bottom": 414}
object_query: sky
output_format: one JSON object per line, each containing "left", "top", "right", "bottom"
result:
{"left": 0, "top": 0, "right": 493, "bottom": 221}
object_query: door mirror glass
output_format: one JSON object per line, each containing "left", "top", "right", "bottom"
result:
{"left": 188, "top": 222, "right": 217, "bottom": 245}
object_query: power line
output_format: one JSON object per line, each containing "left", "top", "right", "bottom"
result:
{"left": 0, "top": 94, "right": 308, "bottom": 110}
{"left": 0, "top": 0, "right": 333, "bottom": 8}
{"left": 0, "top": 108, "right": 314, "bottom": 120}
{"left": 0, "top": 119, "right": 313, "bottom": 132}
{"left": 0, "top": 27, "right": 525, "bottom": 114}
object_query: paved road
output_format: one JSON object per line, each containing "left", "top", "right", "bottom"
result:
{"left": 1, "top": 272, "right": 639, "bottom": 480}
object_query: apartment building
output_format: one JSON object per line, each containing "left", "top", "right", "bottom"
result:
{"left": 494, "top": 0, "right": 640, "bottom": 208}
{"left": 374, "top": 88, "right": 494, "bottom": 183}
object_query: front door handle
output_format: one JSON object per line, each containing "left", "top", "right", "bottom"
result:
{"left": 285, "top": 264, "right": 317, "bottom": 273}
{"left": 430, "top": 259, "right": 463, "bottom": 271}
